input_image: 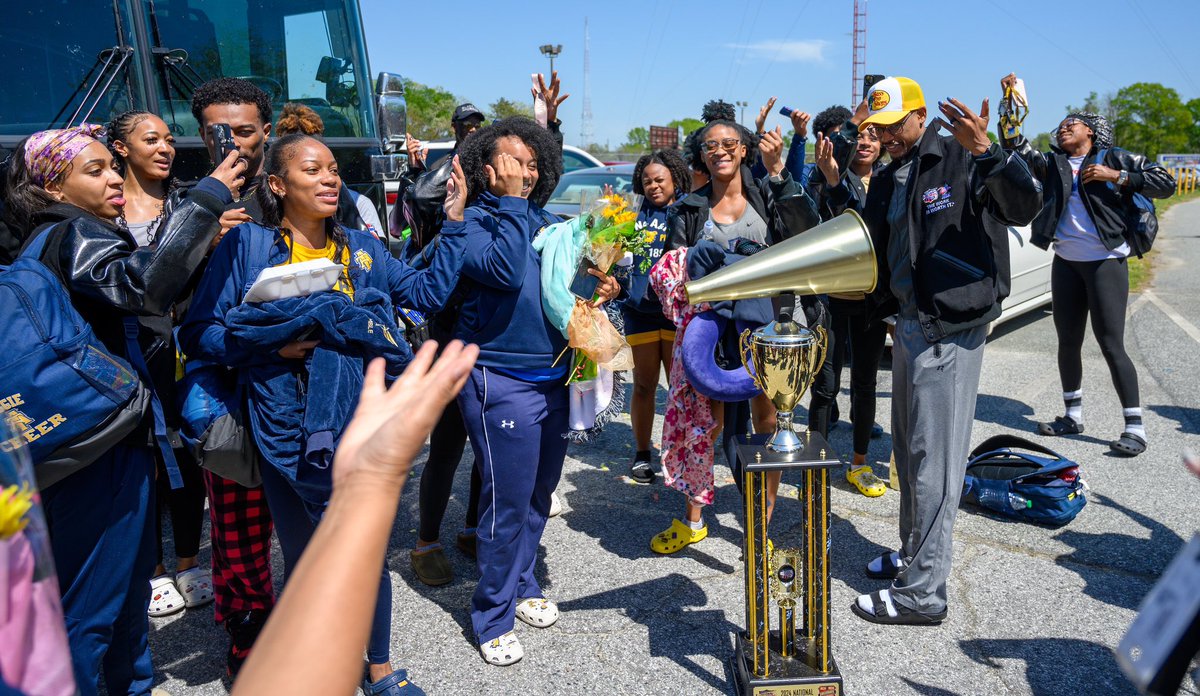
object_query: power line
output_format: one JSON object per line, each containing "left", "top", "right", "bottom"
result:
{"left": 982, "top": 0, "right": 1119, "bottom": 91}
{"left": 1127, "top": 0, "right": 1199, "bottom": 94}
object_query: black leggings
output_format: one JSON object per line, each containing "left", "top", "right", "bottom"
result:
{"left": 417, "top": 402, "right": 481, "bottom": 543}
{"left": 155, "top": 446, "right": 206, "bottom": 564}
{"left": 1051, "top": 255, "right": 1140, "bottom": 408}
{"left": 809, "top": 299, "right": 888, "bottom": 455}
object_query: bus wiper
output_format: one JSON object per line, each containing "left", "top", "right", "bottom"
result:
{"left": 48, "top": 46, "right": 134, "bottom": 129}
{"left": 145, "top": 0, "right": 206, "bottom": 125}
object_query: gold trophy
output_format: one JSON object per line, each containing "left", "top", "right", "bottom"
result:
{"left": 686, "top": 211, "right": 877, "bottom": 696}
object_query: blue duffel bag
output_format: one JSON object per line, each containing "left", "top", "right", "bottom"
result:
{"left": 961, "top": 434, "right": 1087, "bottom": 526}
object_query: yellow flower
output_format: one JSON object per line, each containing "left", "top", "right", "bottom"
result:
{"left": 0, "top": 484, "right": 33, "bottom": 539}
{"left": 614, "top": 211, "right": 638, "bottom": 226}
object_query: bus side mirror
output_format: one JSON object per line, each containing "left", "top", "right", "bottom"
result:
{"left": 374, "top": 72, "right": 406, "bottom": 154}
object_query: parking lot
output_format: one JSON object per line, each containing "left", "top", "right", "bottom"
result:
{"left": 149, "top": 200, "right": 1200, "bottom": 695}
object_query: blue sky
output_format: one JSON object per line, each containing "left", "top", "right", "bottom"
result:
{"left": 360, "top": 0, "right": 1200, "bottom": 149}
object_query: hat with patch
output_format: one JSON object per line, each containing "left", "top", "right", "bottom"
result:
{"left": 452, "top": 103, "right": 484, "bottom": 123}
{"left": 859, "top": 77, "right": 925, "bottom": 132}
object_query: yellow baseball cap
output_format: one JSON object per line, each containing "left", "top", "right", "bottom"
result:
{"left": 859, "top": 77, "right": 926, "bottom": 132}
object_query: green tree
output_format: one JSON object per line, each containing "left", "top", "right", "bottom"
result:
{"left": 667, "top": 118, "right": 705, "bottom": 135}
{"left": 402, "top": 78, "right": 462, "bottom": 141}
{"left": 622, "top": 127, "right": 650, "bottom": 152}
{"left": 1031, "top": 132, "right": 1053, "bottom": 153}
{"left": 1109, "top": 82, "right": 1192, "bottom": 159}
{"left": 489, "top": 97, "right": 534, "bottom": 120}
{"left": 1187, "top": 98, "right": 1200, "bottom": 151}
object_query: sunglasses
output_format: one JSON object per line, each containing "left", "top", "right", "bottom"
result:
{"left": 701, "top": 138, "right": 742, "bottom": 153}
{"left": 879, "top": 112, "right": 913, "bottom": 136}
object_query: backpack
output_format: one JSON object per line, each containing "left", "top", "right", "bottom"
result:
{"left": 961, "top": 434, "right": 1087, "bottom": 526}
{"left": 1096, "top": 148, "right": 1158, "bottom": 257}
{"left": 0, "top": 226, "right": 170, "bottom": 490}
{"left": 177, "top": 224, "right": 276, "bottom": 488}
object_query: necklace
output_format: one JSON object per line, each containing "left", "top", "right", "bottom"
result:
{"left": 117, "top": 198, "right": 166, "bottom": 244}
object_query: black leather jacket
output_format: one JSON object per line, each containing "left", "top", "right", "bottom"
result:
{"left": 846, "top": 123, "right": 1043, "bottom": 341}
{"left": 27, "top": 185, "right": 226, "bottom": 365}
{"left": 1001, "top": 134, "right": 1176, "bottom": 252}
{"left": 667, "top": 166, "right": 820, "bottom": 250}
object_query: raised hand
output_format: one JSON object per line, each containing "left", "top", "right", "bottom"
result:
{"left": 755, "top": 96, "right": 777, "bottom": 135}
{"left": 406, "top": 132, "right": 426, "bottom": 170}
{"left": 443, "top": 155, "right": 467, "bottom": 221}
{"left": 1000, "top": 73, "right": 1019, "bottom": 94}
{"left": 850, "top": 98, "right": 870, "bottom": 127}
{"left": 814, "top": 133, "right": 839, "bottom": 183}
{"left": 332, "top": 341, "right": 478, "bottom": 490}
{"left": 484, "top": 152, "right": 525, "bottom": 197}
{"left": 937, "top": 97, "right": 991, "bottom": 156}
{"left": 211, "top": 149, "right": 248, "bottom": 199}
{"left": 759, "top": 126, "right": 785, "bottom": 177}
{"left": 790, "top": 110, "right": 812, "bottom": 140}
{"left": 533, "top": 72, "right": 570, "bottom": 124}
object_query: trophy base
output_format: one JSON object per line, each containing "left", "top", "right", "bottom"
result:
{"left": 738, "top": 433, "right": 840, "bottom": 472}
{"left": 731, "top": 631, "right": 844, "bottom": 696}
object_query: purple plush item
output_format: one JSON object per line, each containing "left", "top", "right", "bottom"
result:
{"left": 682, "top": 311, "right": 761, "bottom": 402}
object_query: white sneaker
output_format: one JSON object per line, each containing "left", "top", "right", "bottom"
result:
{"left": 480, "top": 631, "right": 524, "bottom": 666}
{"left": 515, "top": 597, "right": 559, "bottom": 628}
{"left": 548, "top": 491, "right": 563, "bottom": 517}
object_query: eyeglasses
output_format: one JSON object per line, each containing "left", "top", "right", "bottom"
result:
{"left": 1057, "top": 118, "right": 1083, "bottom": 133}
{"left": 701, "top": 138, "right": 742, "bottom": 153}
{"left": 880, "top": 112, "right": 913, "bottom": 136}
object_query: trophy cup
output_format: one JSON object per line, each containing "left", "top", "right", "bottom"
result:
{"left": 686, "top": 211, "right": 877, "bottom": 696}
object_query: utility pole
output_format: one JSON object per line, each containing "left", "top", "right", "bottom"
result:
{"left": 851, "top": 0, "right": 868, "bottom": 105}
{"left": 539, "top": 43, "right": 562, "bottom": 75}
{"left": 735, "top": 100, "right": 749, "bottom": 126}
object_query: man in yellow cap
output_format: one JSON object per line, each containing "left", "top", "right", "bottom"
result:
{"left": 829, "top": 76, "right": 1042, "bottom": 624}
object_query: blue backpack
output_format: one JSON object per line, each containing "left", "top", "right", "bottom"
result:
{"left": 1096, "top": 148, "right": 1158, "bottom": 258}
{"left": 961, "top": 434, "right": 1087, "bottom": 526}
{"left": 0, "top": 225, "right": 180, "bottom": 489}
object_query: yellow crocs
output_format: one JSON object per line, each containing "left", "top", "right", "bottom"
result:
{"left": 650, "top": 518, "right": 708, "bottom": 554}
{"left": 847, "top": 465, "right": 887, "bottom": 498}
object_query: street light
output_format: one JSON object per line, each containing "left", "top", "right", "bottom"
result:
{"left": 539, "top": 44, "right": 563, "bottom": 74}
{"left": 735, "top": 100, "right": 749, "bottom": 125}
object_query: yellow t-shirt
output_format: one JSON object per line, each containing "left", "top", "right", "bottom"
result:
{"left": 282, "top": 236, "right": 354, "bottom": 299}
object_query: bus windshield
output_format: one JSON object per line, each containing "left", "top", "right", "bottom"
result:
{"left": 0, "top": 0, "right": 374, "bottom": 139}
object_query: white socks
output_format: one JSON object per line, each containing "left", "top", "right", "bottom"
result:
{"left": 687, "top": 518, "right": 705, "bottom": 531}
{"left": 1063, "top": 390, "right": 1083, "bottom": 424}
{"left": 1124, "top": 407, "right": 1146, "bottom": 440}
{"left": 856, "top": 589, "right": 899, "bottom": 618}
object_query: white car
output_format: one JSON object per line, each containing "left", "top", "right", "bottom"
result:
{"left": 999, "top": 225, "right": 1054, "bottom": 326}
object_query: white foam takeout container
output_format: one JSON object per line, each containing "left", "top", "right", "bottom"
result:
{"left": 242, "top": 259, "right": 343, "bottom": 303}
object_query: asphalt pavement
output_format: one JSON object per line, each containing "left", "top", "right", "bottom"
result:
{"left": 148, "top": 200, "right": 1200, "bottom": 696}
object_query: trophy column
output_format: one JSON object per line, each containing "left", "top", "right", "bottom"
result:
{"left": 731, "top": 433, "right": 844, "bottom": 696}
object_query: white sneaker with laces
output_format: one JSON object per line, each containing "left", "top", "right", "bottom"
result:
{"left": 480, "top": 631, "right": 524, "bottom": 666}
{"left": 515, "top": 597, "right": 559, "bottom": 628}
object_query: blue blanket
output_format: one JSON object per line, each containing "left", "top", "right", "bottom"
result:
{"left": 225, "top": 288, "right": 409, "bottom": 506}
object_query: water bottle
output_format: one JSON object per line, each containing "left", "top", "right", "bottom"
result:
{"left": 1008, "top": 493, "right": 1031, "bottom": 510}
{"left": 702, "top": 219, "right": 716, "bottom": 242}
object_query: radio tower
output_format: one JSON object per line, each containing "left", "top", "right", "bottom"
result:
{"left": 851, "top": 0, "right": 868, "bottom": 105}
{"left": 580, "top": 17, "right": 594, "bottom": 148}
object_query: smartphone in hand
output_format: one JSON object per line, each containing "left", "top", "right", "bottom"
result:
{"left": 863, "top": 74, "right": 886, "bottom": 101}
{"left": 208, "top": 123, "right": 238, "bottom": 163}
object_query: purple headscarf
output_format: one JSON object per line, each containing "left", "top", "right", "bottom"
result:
{"left": 23, "top": 124, "right": 107, "bottom": 187}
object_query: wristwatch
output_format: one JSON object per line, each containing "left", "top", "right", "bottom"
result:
{"left": 1117, "top": 170, "right": 1130, "bottom": 187}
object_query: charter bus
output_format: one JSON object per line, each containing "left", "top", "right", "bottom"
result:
{"left": 1, "top": 0, "right": 408, "bottom": 231}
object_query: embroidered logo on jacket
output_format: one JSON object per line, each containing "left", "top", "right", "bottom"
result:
{"left": 353, "top": 249, "right": 373, "bottom": 272}
{"left": 922, "top": 184, "right": 955, "bottom": 215}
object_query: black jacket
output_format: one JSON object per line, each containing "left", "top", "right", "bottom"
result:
{"left": 26, "top": 184, "right": 227, "bottom": 367}
{"left": 847, "top": 123, "right": 1043, "bottom": 341}
{"left": 1001, "top": 134, "right": 1175, "bottom": 252}
{"left": 667, "top": 166, "right": 819, "bottom": 250}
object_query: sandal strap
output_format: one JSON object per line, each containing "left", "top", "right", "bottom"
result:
{"left": 871, "top": 590, "right": 888, "bottom": 617}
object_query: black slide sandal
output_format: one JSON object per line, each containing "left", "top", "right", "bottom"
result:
{"left": 850, "top": 590, "right": 947, "bottom": 626}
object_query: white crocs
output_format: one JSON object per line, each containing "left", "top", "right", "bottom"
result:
{"left": 548, "top": 491, "right": 563, "bottom": 517}
{"left": 148, "top": 575, "right": 185, "bottom": 617}
{"left": 515, "top": 597, "right": 559, "bottom": 628}
{"left": 480, "top": 631, "right": 524, "bottom": 666}
{"left": 176, "top": 567, "right": 214, "bottom": 608}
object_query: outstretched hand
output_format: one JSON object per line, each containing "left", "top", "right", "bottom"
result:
{"left": 936, "top": 97, "right": 992, "bottom": 156}
{"left": 533, "top": 72, "right": 570, "bottom": 124}
{"left": 790, "top": 110, "right": 811, "bottom": 140}
{"left": 333, "top": 341, "right": 478, "bottom": 491}
{"left": 755, "top": 97, "right": 777, "bottom": 134}
{"left": 814, "top": 133, "right": 839, "bottom": 183}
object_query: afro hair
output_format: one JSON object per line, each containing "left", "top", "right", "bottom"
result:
{"left": 190, "top": 77, "right": 273, "bottom": 127}
{"left": 456, "top": 116, "right": 563, "bottom": 206}
{"left": 632, "top": 148, "right": 692, "bottom": 200}
{"left": 812, "top": 105, "right": 853, "bottom": 139}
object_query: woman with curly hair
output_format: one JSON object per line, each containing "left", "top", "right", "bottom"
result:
{"left": 650, "top": 118, "right": 819, "bottom": 555}
{"left": 623, "top": 149, "right": 691, "bottom": 484}
{"left": 451, "top": 117, "right": 619, "bottom": 665}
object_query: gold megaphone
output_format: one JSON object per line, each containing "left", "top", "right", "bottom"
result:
{"left": 685, "top": 210, "right": 878, "bottom": 304}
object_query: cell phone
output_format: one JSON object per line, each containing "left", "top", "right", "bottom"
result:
{"left": 569, "top": 258, "right": 602, "bottom": 300}
{"left": 863, "top": 74, "right": 886, "bottom": 101}
{"left": 208, "top": 123, "right": 238, "bottom": 163}
{"left": 779, "top": 106, "right": 795, "bottom": 117}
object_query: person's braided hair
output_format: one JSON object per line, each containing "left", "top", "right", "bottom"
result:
{"left": 632, "top": 149, "right": 692, "bottom": 200}
{"left": 456, "top": 116, "right": 562, "bottom": 206}
{"left": 105, "top": 110, "right": 179, "bottom": 195}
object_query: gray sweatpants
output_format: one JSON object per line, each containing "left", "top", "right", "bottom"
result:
{"left": 890, "top": 316, "right": 987, "bottom": 613}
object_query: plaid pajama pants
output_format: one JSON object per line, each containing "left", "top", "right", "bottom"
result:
{"left": 203, "top": 470, "right": 275, "bottom": 624}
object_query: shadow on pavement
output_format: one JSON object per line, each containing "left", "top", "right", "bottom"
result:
{"left": 557, "top": 572, "right": 738, "bottom": 693}
{"left": 899, "top": 677, "right": 965, "bottom": 695}
{"left": 1147, "top": 403, "right": 1200, "bottom": 435}
{"left": 1052, "top": 493, "right": 1183, "bottom": 611}
{"left": 959, "top": 637, "right": 1137, "bottom": 694}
